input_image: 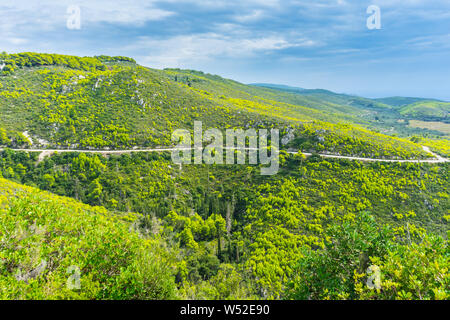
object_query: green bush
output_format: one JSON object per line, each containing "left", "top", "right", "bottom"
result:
{"left": 0, "top": 178, "right": 177, "bottom": 300}
{"left": 284, "top": 212, "right": 449, "bottom": 300}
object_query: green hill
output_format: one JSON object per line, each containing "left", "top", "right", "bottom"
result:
{"left": 251, "top": 83, "right": 393, "bottom": 112}
{"left": 400, "top": 101, "right": 450, "bottom": 121}
{"left": 0, "top": 53, "right": 269, "bottom": 149}
{"left": 0, "top": 177, "right": 177, "bottom": 299}
{"left": 1, "top": 150, "right": 448, "bottom": 299}
{"left": 1, "top": 52, "right": 449, "bottom": 300}
{"left": 250, "top": 83, "right": 450, "bottom": 141}
{"left": 160, "top": 69, "right": 429, "bottom": 159}
{"left": 0, "top": 52, "right": 430, "bottom": 159}
{"left": 375, "top": 96, "right": 442, "bottom": 107}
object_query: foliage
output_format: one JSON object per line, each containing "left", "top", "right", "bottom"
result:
{"left": 0, "top": 52, "right": 431, "bottom": 160}
{"left": 284, "top": 212, "right": 393, "bottom": 299}
{"left": 400, "top": 101, "right": 449, "bottom": 121}
{"left": 285, "top": 212, "right": 449, "bottom": 300}
{"left": 0, "top": 52, "right": 448, "bottom": 300}
{"left": 0, "top": 52, "right": 106, "bottom": 73}
{"left": 0, "top": 178, "right": 177, "bottom": 299}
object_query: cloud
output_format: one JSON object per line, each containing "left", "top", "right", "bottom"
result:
{"left": 0, "top": 0, "right": 175, "bottom": 29}
{"left": 5, "top": 37, "right": 28, "bottom": 45}
{"left": 405, "top": 33, "right": 450, "bottom": 50}
{"left": 79, "top": 1, "right": 175, "bottom": 25}
{"left": 132, "top": 33, "right": 318, "bottom": 68}
{"left": 371, "top": 0, "right": 450, "bottom": 8}
{"left": 234, "top": 10, "right": 265, "bottom": 23}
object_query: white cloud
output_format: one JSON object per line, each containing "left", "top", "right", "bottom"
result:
{"left": 79, "top": 1, "right": 175, "bottom": 25}
{"left": 5, "top": 37, "right": 28, "bottom": 45}
{"left": 0, "top": 0, "right": 174, "bottom": 29}
{"left": 371, "top": 0, "right": 449, "bottom": 7}
{"left": 132, "top": 33, "right": 318, "bottom": 68}
{"left": 405, "top": 34, "right": 450, "bottom": 49}
{"left": 160, "top": 0, "right": 280, "bottom": 8}
{"left": 234, "top": 10, "right": 265, "bottom": 23}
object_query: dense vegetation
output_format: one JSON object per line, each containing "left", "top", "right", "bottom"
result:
{"left": 285, "top": 212, "right": 448, "bottom": 300}
{"left": 0, "top": 148, "right": 448, "bottom": 299}
{"left": 0, "top": 53, "right": 448, "bottom": 300}
{"left": 0, "top": 52, "right": 107, "bottom": 74}
{"left": 0, "top": 53, "right": 433, "bottom": 159}
{"left": 0, "top": 178, "right": 177, "bottom": 299}
{"left": 0, "top": 128, "right": 30, "bottom": 148}
{"left": 374, "top": 96, "right": 440, "bottom": 107}
{"left": 252, "top": 83, "right": 450, "bottom": 145}
{"left": 400, "top": 101, "right": 449, "bottom": 122}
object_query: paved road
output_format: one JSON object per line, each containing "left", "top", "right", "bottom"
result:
{"left": 0, "top": 145, "right": 447, "bottom": 163}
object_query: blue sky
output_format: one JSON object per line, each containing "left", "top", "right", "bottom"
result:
{"left": 1, "top": 0, "right": 450, "bottom": 100}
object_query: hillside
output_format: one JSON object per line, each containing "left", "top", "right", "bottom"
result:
{"left": 0, "top": 151, "right": 448, "bottom": 299}
{"left": 161, "top": 69, "right": 432, "bottom": 159}
{"left": 252, "top": 83, "right": 393, "bottom": 112}
{"left": 250, "top": 82, "right": 450, "bottom": 152}
{"left": 0, "top": 177, "right": 177, "bottom": 299}
{"left": 0, "top": 52, "right": 432, "bottom": 160}
{"left": 0, "top": 52, "right": 449, "bottom": 300}
{"left": 375, "top": 96, "right": 443, "bottom": 107}
{"left": 400, "top": 101, "right": 450, "bottom": 122}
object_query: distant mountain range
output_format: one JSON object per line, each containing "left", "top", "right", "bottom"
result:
{"left": 251, "top": 83, "right": 449, "bottom": 122}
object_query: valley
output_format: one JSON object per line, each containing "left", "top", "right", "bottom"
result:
{"left": 0, "top": 52, "right": 448, "bottom": 300}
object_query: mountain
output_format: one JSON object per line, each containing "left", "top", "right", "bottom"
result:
{"left": 252, "top": 83, "right": 447, "bottom": 111}
{"left": 251, "top": 83, "right": 306, "bottom": 91}
{"left": 251, "top": 82, "right": 450, "bottom": 141}
{"left": 400, "top": 101, "right": 450, "bottom": 122}
{"left": 0, "top": 52, "right": 430, "bottom": 159}
{"left": 0, "top": 52, "right": 449, "bottom": 300}
{"left": 251, "top": 83, "right": 393, "bottom": 111}
{"left": 374, "top": 96, "right": 444, "bottom": 107}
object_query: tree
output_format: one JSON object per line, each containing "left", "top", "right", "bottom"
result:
{"left": 285, "top": 212, "right": 393, "bottom": 300}
{"left": 87, "top": 178, "right": 103, "bottom": 204}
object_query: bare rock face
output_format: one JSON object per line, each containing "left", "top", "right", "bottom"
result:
{"left": 281, "top": 127, "right": 295, "bottom": 145}
{"left": 281, "top": 133, "right": 294, "bottom": 145}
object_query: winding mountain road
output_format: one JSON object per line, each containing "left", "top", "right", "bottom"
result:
{"left": 0, "top": 146, "right": 447, "bottom": 163}
{"left": 287, "top": 146, "right": 448, "bottom": 163}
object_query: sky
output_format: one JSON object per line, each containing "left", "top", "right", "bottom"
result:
{"left": 1, "top": 0, "right": 450, "bottom": 100}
